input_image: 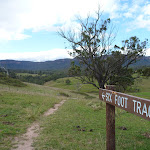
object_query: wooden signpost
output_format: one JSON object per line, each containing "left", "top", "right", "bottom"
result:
{"left": 99, "top": 86, "right": 150, "bottom": 150}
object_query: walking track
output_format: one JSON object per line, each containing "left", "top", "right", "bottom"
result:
{"left": 12, "top": 100, "right": 66, "bottom": 150}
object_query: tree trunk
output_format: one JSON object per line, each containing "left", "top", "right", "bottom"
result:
{"left": 99, "top": 82, "right": 105, "bottom": 89}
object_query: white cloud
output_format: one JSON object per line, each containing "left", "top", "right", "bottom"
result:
{"left": 0, "top": 0, "right": 149, "bottom": 43}
{"left": 126, "top": 15, "right": 150, "bottom": 32}
{"left": 0, "top": 0, "right": 119, "bottom": 41}
{"left": 0, "top": 49, "right": 73, "bottom": 62}
{"left": 143, "top": 4, "right": 150, "bottom": 15}
{"left": 124, "top": 1, "right": 150, "bottom": 31}
{"left": 123, "top": 12, "right": 133, "bottom": 18}
{"left": 146, "top": 48, "right": 150, "bottom": 56}
{"left": 1, "top": 47, "right": 149, "bottom": 62}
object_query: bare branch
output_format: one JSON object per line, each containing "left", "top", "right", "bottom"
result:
{"left": 58, "top": 8, "right": 147, "bottom": 90}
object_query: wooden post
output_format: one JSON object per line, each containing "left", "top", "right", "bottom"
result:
{"left": 106, "top": 85, "right": 115, "bottom": 150}
{"left": 99, "top": 85, "right": 150, "bottom": 149}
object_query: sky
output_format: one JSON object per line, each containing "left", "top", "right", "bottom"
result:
{"left": 0, "top": 0, "right": 150, "bottom": 62}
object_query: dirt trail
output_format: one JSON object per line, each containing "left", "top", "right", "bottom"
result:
{"left": 12, "top": 100, "right": 66, "bottom": 150}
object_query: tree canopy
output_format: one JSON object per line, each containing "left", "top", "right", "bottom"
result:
{"left": 59, "top": 9, "right": 148, "bottom": 90}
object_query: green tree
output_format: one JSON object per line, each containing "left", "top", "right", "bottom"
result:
{"left": 142, "top": 67, "right": 150, "bottom": 77}
{"left": 59, "top": 9, "right": 148, "bottom": 90}
{"left": 65, "top": 79, "right": 71, "bottom": 85}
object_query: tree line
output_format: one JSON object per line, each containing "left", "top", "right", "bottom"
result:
{"left": 0, "top": 66, "right": 150, "bottom": 90}
{"left": 8, "top": 69, "right": 69, "bottom": 85}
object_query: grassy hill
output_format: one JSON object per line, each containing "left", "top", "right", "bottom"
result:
{"left": 0, "top": 77, "right": 150, "bottom": 150}
{"left": 0, "top": 73, "right": 26, "bottom": 87}
{"left": 44, "top": 77, "right": 99, "bottom": 93}
{"left": 37, "top": 77, "right": 150, "bottom": 149}
{"left": 45, "top": 76, "right": 150, "bottom": 98}
{"left": 0, "top": 82, "right": 65, "bottom": 149}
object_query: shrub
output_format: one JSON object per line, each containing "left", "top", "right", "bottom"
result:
{"left": 0, "top": 73, "right": 26, "bottom": 87}
{"left": 65, "top": 79, "right": 71, "bottom": 85}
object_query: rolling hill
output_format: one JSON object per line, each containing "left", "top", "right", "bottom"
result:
{"left": 0, "top": 56, "right": 150, "bottom": 71}
{"left": 0, "top": 59, "right": 74, "bottom": 71}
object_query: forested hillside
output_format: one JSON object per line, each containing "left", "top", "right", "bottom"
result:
{"left": 0, "top": 56, "right": 150, "bottom": 71}
{"left": 0, "top": 59, "right": 74, "bottom": 71}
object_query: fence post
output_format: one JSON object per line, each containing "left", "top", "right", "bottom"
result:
{"left": 106, "top": 85, "right": 115, "bottom": 150}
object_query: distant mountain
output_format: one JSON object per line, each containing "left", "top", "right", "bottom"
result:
{"left": 0, "top": 56, "right": 150, "bottom": 71}
{"left": 130, "top": 56, "right": 150, "bottom": 68}
{"left": 0, "top": 59, "right": 75, "bottom": 71}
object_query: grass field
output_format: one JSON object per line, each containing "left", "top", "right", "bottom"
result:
{"left": 17, "top": 73, "right": 38, "bottom": 76}
{"left": 44, "top": 77, "right": 99, "bottom": 93}
{"left": 34, "top": 97, "right": 150, "bottom": 150}
{"left": 0, "top": 83, "right": 64, "bottom": 150}
{"left": 0, "top": 77, "right": 150, "bottom": 150}
{"left": 35, "top": 77, "right": 150, "bottom": 150}
{"left": 127, "top": 77, "right": 150, "bottom": 99}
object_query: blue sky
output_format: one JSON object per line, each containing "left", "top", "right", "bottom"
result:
{"left": 0, "top": 0, "right": 150, "bottom": 62}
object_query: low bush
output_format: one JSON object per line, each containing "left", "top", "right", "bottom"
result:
{"left": 0, "top": 73, "right": 26, "bottom": 87}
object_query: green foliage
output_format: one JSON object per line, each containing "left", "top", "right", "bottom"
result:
{"left": 19, "top": 75, "right": 45, "bottom": 85}
{"left": 59, "top": 9, "right": 148, "bottom": 90}
{"left": 69, "top": 61, "right": 81, "bottom": 77}
{"left": 17, "top": 70, "right": 68, "bottom": 85}
{"left": 0, "top": 73, "right": 26, "bottom": 87}
{"left": 65, "top": 79, "right": 71, "bottom": 85}
{"left": 136, "top": 67, "right": 150, "bottom": 79}
{"left": 109, "top": 68, "right": 134, "bottom": 92}
{"left": 142, "top": 67, "right": 150, "bottom": 77}
{"left": 136, "top": 68, "right": 143, "bottom": 75}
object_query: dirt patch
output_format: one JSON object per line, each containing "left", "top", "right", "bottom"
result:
{"left": 2, "top": 121, "right": 14, "bottom": 126}
{"left": 142, "top": 132, "right": 150, "bottom": 138}
{"left": 12, "top": 123, "right": 39, "bottom": 150}
{"left": 12, "top": 100, "right": 66, "bottom": 150}
{"left": 118, "top": 126, "right": 127, "bottom": 130}
{"left": 44, "top": 100, "right": 66, "bottom": 116}
{"left": 73, "top": 126, "right": 94, "bottom": 132}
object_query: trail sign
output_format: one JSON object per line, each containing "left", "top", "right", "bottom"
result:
{"left": 99, "top": 87, "right": 150, "bottom": 150}
{"left": 99, "top": 88, "right": 150, "bottom": 121}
